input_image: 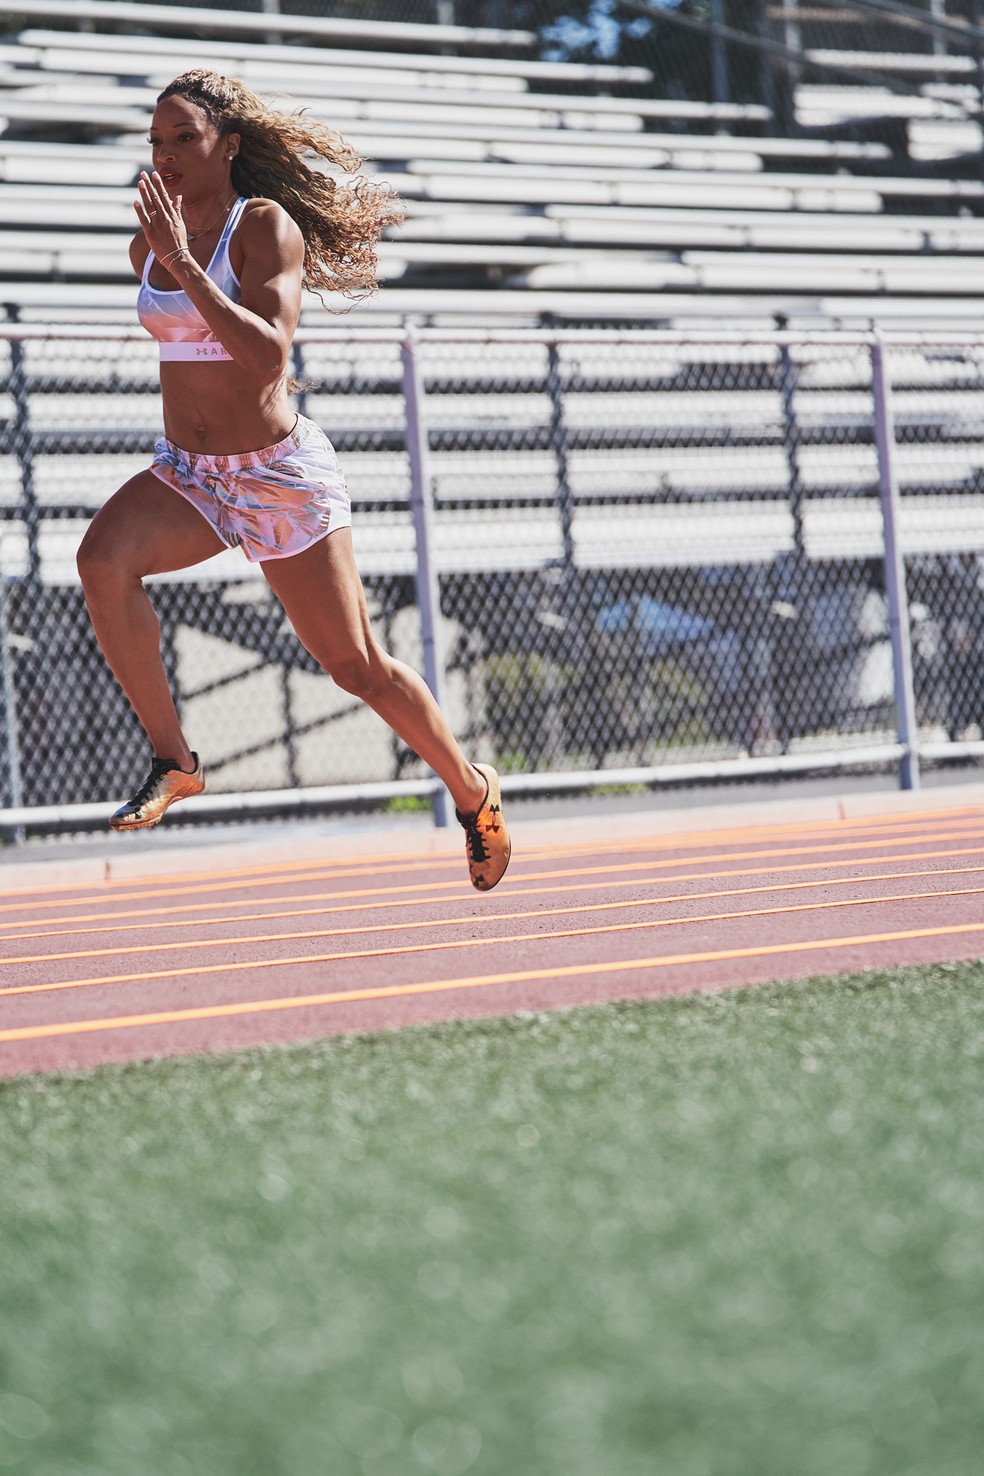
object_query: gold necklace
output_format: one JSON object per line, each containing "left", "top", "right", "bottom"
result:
{"left": 184, "top": 193, "right": 236, "bottom": 242}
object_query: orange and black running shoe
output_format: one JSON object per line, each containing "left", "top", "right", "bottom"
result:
{"left": 109, "top": 754, "right": 205, "bottom": 831}
{"left": 456, "top": 762, "right": 511, "bottom": 891}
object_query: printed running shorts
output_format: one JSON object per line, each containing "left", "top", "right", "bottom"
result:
{"left": 149, "top": 414, "right": 352, "bottom": 562}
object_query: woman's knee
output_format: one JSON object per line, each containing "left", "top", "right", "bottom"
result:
{"left": 323, "top": 642, "right": 387, "bottom": 699}
{"left": 76, "top": 523, "right": 112, "bottom": 587}
{"left": 76, "top": 522, "right": 143, "bottom": 594}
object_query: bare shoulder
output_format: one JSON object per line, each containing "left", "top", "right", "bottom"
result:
{"left": 129, "top": 230, "right": 150, "bottom": 277}
{"left": 237, "top": 198, "right": 304, "bottom": 259}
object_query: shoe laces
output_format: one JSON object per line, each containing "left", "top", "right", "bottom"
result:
{"left": 130, "top": 757, "right": 176, "bottom": 807}
{"left": 462, "top": 816, "right": 489, "bottom": 864}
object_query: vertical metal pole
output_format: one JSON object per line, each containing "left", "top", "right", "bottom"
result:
{"left": 871, "top": 338, "right": 920, "bottom": 791}
{"left": 9, "top": 332, "right": 43, "bottom": 593}
{"left": 282, "top": 338, "right": 306, "bottom": 788}
{"left": 779, "top": 0, "right": 801, "bottom": 137}
{"left": 291, "top": 340, "right": 309, "bottom": 421}
{"left": 778, "top": 337, "right": 807, "bottom": 573}
{"left": 973, "top": 0, "right": 984, "bottom": 183}
{"left": 401, "top": 325, "right": 449, "bottom": 828}
{"left": 776, "top": 333, "right": 809, "bottom": 747}
{"left": 280, "top": 662, "right": 300, "bottom": 789}
{"left": 260, "top": 0, "right": 282, "bottom": 46}
{"left": 8, "top": 319, "right": 52, "bottom": 807}
{"left": 546, "top": 338, "right": 575, "bottom": 574}
{"left": 929, "top": 0, "right": 946, "bottom": 63}
{"left": 754, "top": 0, "right": 777, "bottom": 135}
{"left": 782, "top": 0, "right": 801, "bottom": 56}
{"left": 710, "top": 0, "right": 730, "bottom": 106}
{"left": 544, "top": 335, "right": 578, "bottom": 764}
{"left": 0, "top": 574, "right": 24, "bottom": 832}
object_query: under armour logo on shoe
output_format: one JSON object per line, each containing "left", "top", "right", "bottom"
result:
{"left": 460, "top": 765, "right": 511, "bottom": 892}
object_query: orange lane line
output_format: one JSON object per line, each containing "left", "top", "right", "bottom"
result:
{"left": 0, "top": 873, "right": 472, "bottom": 932}
{"left": 0, "top": 834, "right": 706, "bottom": 903}
{"left": 0, "top": 851, "right": 432, "bottom": 902}
{"left": 4, "top": 913, "right": 984, "bottom": 1045}
{"left": 4, "top": 823, "right": 984, "bottom": 928}
{"left": 6, "top": 806, "right": 984, "bottom": 914}
{"left": 5, "top": 843, "right": 984, "bottom": 942}
{"left": 6, "top": 865, "right": 984, "bottom": 968}
{"left": 3, "top": 800, "right": 979, "bottom": 903}
{"left": 4, "top": 883, "right": 981, "bottom": 999}
{"left": 0, "top": 860, "right": 469, "bottom": 917}
{"left": 3, "top": 808, "right": 983, "bottom": 912}
{"left": 8, "top": 855, "right": 984, "bottom": 946}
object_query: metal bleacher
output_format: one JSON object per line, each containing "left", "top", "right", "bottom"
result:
{"left": 0, "top": 1, "right": 981, "bottom": 316}
{"left": 4, "top": 0, "right": 984, "bottom": 805}
{"left": 2, "top": 0, "right": 984, "bottom": 328}
{"left": 2, "top": 2, "right": 983, "bottom": 435}
{"left": 4, "top": 0, "right": 984, "bottom": 523}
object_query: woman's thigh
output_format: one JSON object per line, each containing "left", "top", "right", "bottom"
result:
{"left": 80, "top": 469, "right": 226, "bottom": 579}
{"left": 260, "top": 527, "right": 372, "bottom": 668}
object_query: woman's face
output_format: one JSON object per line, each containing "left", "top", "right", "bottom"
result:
{"left": 147, "top": 94, "right": 239, "bottom": 199}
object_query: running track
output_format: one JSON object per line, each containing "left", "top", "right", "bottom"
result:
{"left": 2, "top": 800, "right": 984, "bottom": 1078}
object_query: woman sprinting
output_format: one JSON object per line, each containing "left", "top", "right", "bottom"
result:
{"left": 76, "top": 70, "right": 510, "bottom": 891}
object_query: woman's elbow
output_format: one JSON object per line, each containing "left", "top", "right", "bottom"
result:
{"left": 243, "top": 341, "right": 289, "bottom": 383}
{"left": 261, "top": 351, "right": 289, "bottom": 383}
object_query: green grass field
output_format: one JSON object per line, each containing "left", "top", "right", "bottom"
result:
{"left": 3, "top": 964, "right": 984, "bottom": 1476}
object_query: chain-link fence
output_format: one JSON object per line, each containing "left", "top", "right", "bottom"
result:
{"left": 3, "top": 323, "right": 984, "bottom": 834}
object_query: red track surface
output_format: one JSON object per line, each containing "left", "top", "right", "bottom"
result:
{"left": 3, "top": 801, "right": 984, "bottom": 1077}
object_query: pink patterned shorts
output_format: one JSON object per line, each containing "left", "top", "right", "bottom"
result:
{"left": 149, "top": 414, "right": 352, "bottom": 563}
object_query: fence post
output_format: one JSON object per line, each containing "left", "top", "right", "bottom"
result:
{"left": 709, "top": 0, "right": 730, "bottom": 105}
{"left": 6, "top": 318, "right": 53, "bottom": 816}
{"left": 775, "top": 333, "right": 812, "bottom": 746}
{"left": 0, "top": 574, "right": 24, "bottom": 829}
{"left": 754, "top": 0, "right": 777, "bottom": 132}
{"left": 777, "top": 336, "right": 807, "bottom": 574}
{"left": 871, "top": 337, "right": 920, "bottom": 790}
{"left": 291, "top": 340, "right": 309, "bottom": 421}
{"left": 8, "top": 329, "right": 43, "bottom": 595}
{"left": 401, "top": 324, "right": 449, "bottom": 828}
{"left": 259, "top": 0, "right": 282, "bottom": 46}
{"left": 545, "top": 336, "right": 576, "bottom": 575}
{"left": 543, "top": 330, "right": 583, "bottom": 762}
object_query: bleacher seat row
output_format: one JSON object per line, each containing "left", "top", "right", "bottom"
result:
{"left": 4, "top": 0, "right": 984, "bottom": 802}
{"left": 4, "top": 0, "right": 984, "bottom": 573}
{"left": 3, "top": 0, "right": 984, "bottom": 326}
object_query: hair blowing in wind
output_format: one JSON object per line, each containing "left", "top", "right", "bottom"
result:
{"left": 158, "top": 69, "right": 403, "bottom": 300}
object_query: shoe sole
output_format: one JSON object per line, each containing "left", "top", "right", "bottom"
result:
{"left": 109, "top": 811, "right": 169, "bottom": 831}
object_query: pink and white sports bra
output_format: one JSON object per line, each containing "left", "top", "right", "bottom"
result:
{"left": 137, "top": 196, "right": 248, "bottom": 361}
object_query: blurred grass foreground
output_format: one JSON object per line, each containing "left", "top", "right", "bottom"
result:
{"left": 3, "top": 965, "right": 984, "bottom": 1475}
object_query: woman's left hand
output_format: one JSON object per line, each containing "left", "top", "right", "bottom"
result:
{"left": 134, "top": 170, "right": 188, "bottom": 260}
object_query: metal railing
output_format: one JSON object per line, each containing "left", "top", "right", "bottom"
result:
{"left": 4, "top": 323, "right": 984, "bottom": 837}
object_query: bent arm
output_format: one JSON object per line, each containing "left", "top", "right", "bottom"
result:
{"left": 164, "top": 204, "right": 304, "bottom": 381}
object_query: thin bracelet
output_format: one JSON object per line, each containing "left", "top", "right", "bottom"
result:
{"left": 160, "top": 247, "right": 189, "bottom": 267}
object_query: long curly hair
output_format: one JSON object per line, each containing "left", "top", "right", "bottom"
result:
{"left": 157, "top": 70, "right": 402, "bottom": 301}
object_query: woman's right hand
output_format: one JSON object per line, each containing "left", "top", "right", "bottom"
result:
{"left": 134, "top": 170, "right": 190, "bottom": 264}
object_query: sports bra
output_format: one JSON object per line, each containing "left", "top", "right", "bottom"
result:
{"left": 137, "top": 196, "right": 248, "bottom": 362}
